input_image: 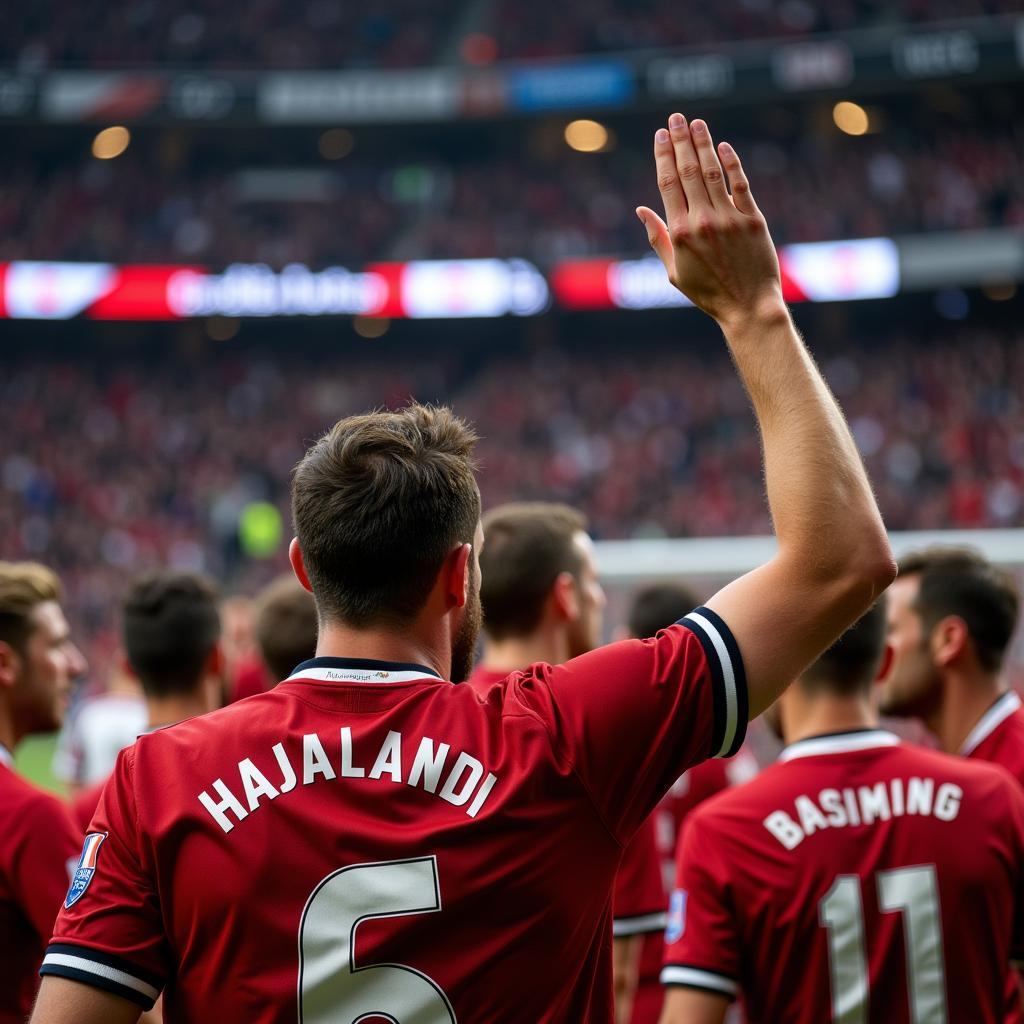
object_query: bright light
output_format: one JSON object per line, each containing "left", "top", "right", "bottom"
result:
{"left": 564, "top": 120, "right": 609, "bottom": 153}
{"left": 318, "top": 128, "right": 354, "bottom": 161}
{"left": 91, "top": 126, "right": 131, "bottom": 160}
{"left": 353, "top": 316, "right": 390, "bottom": 338}
{"left": 833, "top": 101, "right": 870, "bottom": 136}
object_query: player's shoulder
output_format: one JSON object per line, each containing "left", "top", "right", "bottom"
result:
{"left": 894, "top": 741, "right": 1024, "bottom": 805}
{"left": 684, "top": 759, "right": 789, "bottom": 830}
{"left": 0, "top": 764, "right": 75, "bottom": 832}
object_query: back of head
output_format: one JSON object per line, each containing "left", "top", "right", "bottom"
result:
{"left": 801, "top": 598, "right": 887, "bottom": 697}
{"left": 254, "top": 575, "right": 318, "bottom": 682}
{"left": 479, "top": 502, "right": 586, "bottom": 640}
{"left": 123, "top": 571, "right": 221, "bottom": 698}
{"left": 292, "top": 403, "right": 480, "bottom": 627}
{"left": 627, "top": 582, "right": 699, "bottom": 639}
{"left": 0, "top": 561, "right": 61, "bottom": 655}
{"left": 898, "top": 547, "right": 1019, "bottom": 674}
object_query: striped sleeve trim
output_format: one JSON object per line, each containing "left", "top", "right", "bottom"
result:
{"left": 660, "top": 963, "right": 739, "bottom": 996}
{"left": 41, "top": 944, "right": 161, "bottom": 1009}
{"left": 612, "top": 910, "right": 668, "bottom": 937}
{"left": 680, "top": 607, "right": 748, "bottom": 759}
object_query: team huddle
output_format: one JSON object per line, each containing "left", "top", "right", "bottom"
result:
{"left": 0, "top": 114, "right": 1020, "bottom": 1024}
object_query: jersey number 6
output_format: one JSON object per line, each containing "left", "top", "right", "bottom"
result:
{"left": 298, "top": 855, "right": 457, "bottom": 1023}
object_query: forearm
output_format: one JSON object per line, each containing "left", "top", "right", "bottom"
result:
{"left": 722, "top": 303, "right": 890, "bottom": 584}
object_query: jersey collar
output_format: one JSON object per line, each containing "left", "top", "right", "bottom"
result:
{"left": 778, "top": 728, "right": 900, "bottom": 762}
{"left": 959, "top": 690, "right": 1022, "bottom": 756}
{"left": 284, "top": 656, "right": 444, "bottom": 686}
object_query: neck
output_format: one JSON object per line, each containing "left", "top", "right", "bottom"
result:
{"left": 783, "top": 693, "right": 877, "bottom": 747}
{"left": 146, "top": 688, "right": 214, "bottom": 732}
{"left": 0, "top": 712, "right": 17, "bottom": 757}
{"left": 315, "top": 622, "right": 450, "bottom": 679}
{"left": 480, "top": 630, "right": 571, "bottom": 674}
{"left": 924, "top": 668, "right": 1006, "bottom": 755}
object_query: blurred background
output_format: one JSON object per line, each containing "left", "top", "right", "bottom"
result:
{"left": 3, "top": 0, "right": 1023, "bottom": 784}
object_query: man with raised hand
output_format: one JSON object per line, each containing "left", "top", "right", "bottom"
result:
{"left": 32, "top": 114, "right": 893, "bottom": 1024}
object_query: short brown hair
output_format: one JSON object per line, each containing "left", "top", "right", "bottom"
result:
{"left": 292, "top": 404, "right": 480, "bottom": 627}
{"left": 898, "top": 548, "right": 1019, "bottom": 673}
{"left": 802, "top": 598, "right": 887, "bottom": 696}
{"left": 479, "top": 503, "right": 587, "bottom": 641}
{"left": 255, "top": 575, "right": 318, "bottom": 681}
{"left": 627, "top": 582, "right": 699, "bottom": 639}
{"left": 0, "top": 562, "right": 62, "bottom": 654}
{"left": 123, "top": 571, "right": 221, "bottom": 698}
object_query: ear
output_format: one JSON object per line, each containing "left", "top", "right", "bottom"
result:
{"left": 550, "top": 572, "right": 580, "bottom": 623}
{"left": 445, "top": 543, "right": 473, "bottom": 610}
{"left": 874, "top": 643, "right": 895, "bottom": 683}
{"left": 932, "top": 616, "right": 969, "bottom": 668}
{"left": 289, "top": 538, "right": 314, "bottom": 593}
{"left": 0, "top": 640, "right": 20, "bottom": 690}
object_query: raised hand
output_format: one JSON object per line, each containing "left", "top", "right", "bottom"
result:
{"left": 636, "top": 113, "right": 783, "bottom": 330}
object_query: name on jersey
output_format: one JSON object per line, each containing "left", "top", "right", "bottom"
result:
{"left": 764, "top": 777, "right": 962, "bottom": 850}
{"left": 197, "top": 729, "right": 499, "bottom": 834}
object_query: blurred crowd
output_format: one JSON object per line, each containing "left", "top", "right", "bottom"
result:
{"left": 2, "top": 323, "right": 1021, "bottom": 674}
{"left": 4, "top": 122, "right": 1023, "bottom": 267}
{"left": 3, "top": 0, "right": 1017, "bottom": 70}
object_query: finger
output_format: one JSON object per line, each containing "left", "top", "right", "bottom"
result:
{"left": 689, "top": 119, "right": 730, "bottom": 209}
{"left": 654, "top": 127, "right": 686, "bottom": 224}
{"left": 636, "top": 206, "right": 673, "bottom": 273}
{"left": 667, "top": 112, "right": 711, "bottom": 214}
{"left": 718, "top": 141, "right": 760, "bottom": 217}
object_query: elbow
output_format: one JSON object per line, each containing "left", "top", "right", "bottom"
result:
{"left": 834, "top": 538, "right": 897, "bottom": 610}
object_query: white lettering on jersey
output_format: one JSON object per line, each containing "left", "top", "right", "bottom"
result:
{"left": 762, "top": 777, "right": 963, "bottom": 849}
{"left": 197, "top": 729, "right": 500, "bottom": 833}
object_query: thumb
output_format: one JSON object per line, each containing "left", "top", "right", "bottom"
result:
{"left": 636, "top": 207, "right": 673, "bottom": 274}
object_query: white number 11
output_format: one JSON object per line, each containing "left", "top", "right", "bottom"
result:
{"left": 819, "top": 864, "right": 947, "bottom": 1023}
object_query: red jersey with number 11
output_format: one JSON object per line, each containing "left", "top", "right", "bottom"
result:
{"left": 44, "top": 608, "right": 747, "bottom": 1023}
{"left": 663, "top": 730, "right": 1024, "bottom": 1024}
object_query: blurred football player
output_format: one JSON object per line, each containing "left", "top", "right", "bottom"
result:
{"left": 660, "top": 599, "right": 1024, "bottom": 1024}
{"left": 0, "top": 562, "right": 85, "bottom": 1023}
{"left": 252, "top": 573, "right": 318, "bottom": 684}
{"left": 71, "top": 570, "right": 224, "bottom": 831}
{"left": 33, "top": 113, "right": 893, "bottom": 1024}
{"left": 469, "top": 502, "right": 663, "bottom": 1023}
{"left": 878, "top": 547, "right": 1021, "bottom": 778}
{"left": 620, "top": 583, "right": 759, "bottom": 1024}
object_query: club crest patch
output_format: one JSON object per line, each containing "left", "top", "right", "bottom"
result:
{"left": 65, "top": 831, "right": 107, "bottom": 909}
{"left": 666, "top": 888, "right": 687, "bottom": 943}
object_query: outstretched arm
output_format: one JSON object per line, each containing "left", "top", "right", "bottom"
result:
{"left": 637, "top": 113, "right": 894, "bottom": 718}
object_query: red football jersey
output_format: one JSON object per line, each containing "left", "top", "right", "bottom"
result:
{"left": 662, "top": 729, "right": 1024, "bottom": 1024}
{"left": 0, "top": 752, "right": 80, "bottom": 1024}
{"left": 962, "top": 690, "right": 1024, "bottom": 787}
{"left": 630, "top": 750, "right": 759, "bottom": 1024}
{"left": 43, "top": 609, "right": 747, "bottom": 1023}
{"left": 613, "top": 813, "right": 667, "bottom": 938}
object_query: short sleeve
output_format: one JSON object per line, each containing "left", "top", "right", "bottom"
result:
{"left": 10, "top": 791, "right": 79, "bottom": 943}
{"left": 507, "top": 607, "right": 747, "bottom": 841}
{"left": 660, "top": 812, "right": 740, "bottom": 1001}
{"left": 40, "top": 747, "right": 167, "bottom": 1010}
{"left": 613, "top": 814, "right": 667, "bottom": 937}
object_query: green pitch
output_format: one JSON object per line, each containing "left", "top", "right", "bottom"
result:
{"left": 15, "top": 734, "right": 65, "bottom": 796}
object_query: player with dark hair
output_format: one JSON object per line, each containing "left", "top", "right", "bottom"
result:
{"left": 471, "top": 502, "right": 662, "bottom": 1023}
{"left": 0, "top": 562, "right": 85, "bottom": 1023}
{"left": 33, "top": 113, "right": 894, "bottom": 1024}
{"left": 71, "top": 570, "right": 225, "bottom": 830}
{"left": 253, "top": 574, "right": 318, "bottom": 684}
{"left": 659, "top": 599, "right": 1024, "bottom": 1024}
{"left": 878, "top": 547, "right": 1022, "bottom": 776}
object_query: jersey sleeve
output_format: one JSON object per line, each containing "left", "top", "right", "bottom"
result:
{"left": 660, "top": 811, "right": 740, "bottom": 1002}
{"left": 613, "top": 813, "right": 668, "bottom": 938}
{"left": 9, "top": 790, "right": 79, "bottom": 944}
{"left": 507, "top": 606, "right": 747, "bottom": 841}
{"left": 39, "top": 747, "right": 167, "bottom": 1010}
